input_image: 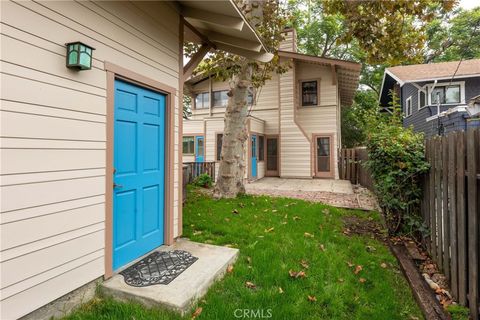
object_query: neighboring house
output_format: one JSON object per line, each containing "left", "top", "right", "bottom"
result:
{"left": 0, "top": 1, "right": 271, "bottom": 319}
{"left": 380, "top": 59, "right": 480, "bottom": 138}
{"left": 183, "top": 29, "right": 361, "bottom": 180}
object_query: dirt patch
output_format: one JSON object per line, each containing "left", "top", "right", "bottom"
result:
{"left": 342, "top": 215, "right": 387, "bottom": 242}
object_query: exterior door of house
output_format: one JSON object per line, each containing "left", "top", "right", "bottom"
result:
{"left": 266, "top": 136, "right": 279, "bottom": 176}
{"left": 251, "top": 135, "right": 257, "bottom": 178}
{"left": 314, "top": 135, "right": 334, "bottom": 178}
{"left": 113, "top": 79, "right": 165, "bottom": 270}
{"left": 195, "top": 136, "right": 204, "bottom": 162}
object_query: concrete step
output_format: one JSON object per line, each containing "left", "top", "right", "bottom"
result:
{"left": 102, "top": 239, "right": 239, "bottom": 315}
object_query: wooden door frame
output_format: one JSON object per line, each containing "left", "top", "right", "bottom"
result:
{"left": 105, "top": 61, "right": 176, "bottom": 278}
{"left": 312, "top": 133, "right": 335, "bottom": 179}
{"left": 265, "top": 135, "right": 279, "bottom": 177}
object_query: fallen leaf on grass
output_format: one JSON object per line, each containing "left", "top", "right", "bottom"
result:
{"left": 293, "top": 216, "right": 301, "bottom": 221}
{"left": 347, "top": 261, "right": 354, "bottom": 267}
{"left": 366, "top": 245, "right": 376, "bottom": 252}
{"left": 284, "top": 214, "right": 288, "bottom": 219}
{"left": 272, "top": 209, "right": 278, "bottom": 213}
{"left": 191, "top": 307, "right": 202, "bottom": 319}
{"left": 281, "top": 221, "right": 287, "bottom": 225}
{"left": 227, "top": 265, "right": 234, "bottom": 273}
{"left": 354, "top": 265, "right": 363, "bottom": 274}
{"left": 380, "top": 263, "right": 387, "bottom": 269}
{"left": 239, "top": 203, "right": 245, "bottom": 208}
{"left": 245, "top": 281, "right": 256, "bottom": 289}
{"left": 319, "top": 244, "right": 325, "bottom": 252}
{"left": 343, "top": 228, "right": 351, "bottom": 235}
{"left": 289, "top": 270, "right": 306, "bottom": 278}
{"left": 300, "top": 260, "right": 309, "bottom": 269}
{"left": 263, "top": 209, "right": 269, "bottom": 212}
{"left": 265, "top": 227, "right": 275, "bottom": 233}
{"left": 304, "top": 232, "right": 314, "bottom": 238}
{"left": 338, "top": 278, "right": 345, "bottom": 283}
{"left": 359, "top": 278, "right": 366, "bottom": 283}
{"left": 193, "top": 231, "right": 202, "bottom": 236}
{"left": 247, "top": 256, "right": 252, "bottom": 264}
{"left": 322, "top": 208, "right": 330, "bottom": 215}
{"left": 307, "top": 295, "right": 317, "bottom": 302}
{"left": 232, "top": 209, "right": 239, "bottom": 214}
{"left": 278, "top": 287, "right": 284, "bottom": 294}
{"left": 224, "top": 218, "right": 230, "bottom": 222}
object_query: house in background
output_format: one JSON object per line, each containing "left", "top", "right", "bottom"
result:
{"left": 0, "top": 1, "right": 271, "bottom": 319}
{"left": 183, "top": 29, "right": 361, "bottom": 180}
{"left": 379, "top": 59, "right": 480, "bottom": 138}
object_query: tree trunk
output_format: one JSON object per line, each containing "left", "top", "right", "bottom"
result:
{"left": 213, "top": 63, "right": 252, "bottom": 198}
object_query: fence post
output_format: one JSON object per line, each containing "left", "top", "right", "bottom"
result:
{"left": 467, "top": 129, "right": 479, "bottom": 320}
{"left": 457, "top": 131, "right": 467, "bottom": 306}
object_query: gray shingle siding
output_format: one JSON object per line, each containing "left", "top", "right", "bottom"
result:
{"left": 399, "top": 77, "right": 480, "bottom": 138}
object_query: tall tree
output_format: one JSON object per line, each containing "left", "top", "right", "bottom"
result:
{"left": 323, "top": 0, "right": 456, "bottom": 65}
{"left": 186, "top": 0, "right": 289, "bottom": 198}
{"left": 425, "top": 7, "right": 480, "bottom": 62}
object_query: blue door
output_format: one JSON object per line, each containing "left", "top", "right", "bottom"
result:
{"left": 113, "top": 79, "right": 165, "bottom": 270}
{"left": 251, "top": 135, "right": 257, "bottom": 178}
{"left": 195, "top": 136, "right": 204, "bottom": 162}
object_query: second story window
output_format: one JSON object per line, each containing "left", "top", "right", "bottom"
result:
{"left": 430, "top": 85, "right": 461, "bottom": 104}
{"left": 405, "top": 96, "right": 412, "bottom": 117}
{"left": 213, "top": 90, "right": 229, "bottom": 107}
{"left": 216, "top": 133, "right": 223, "bottom": 161}
{"left": 247, "top": 88, "right": 255, "bottom": 105}
{"left": 301, "top": 80, "right": 318, "bottom": 106}
{"left": 195, "top": 92, "right": 209, "bottom": 109}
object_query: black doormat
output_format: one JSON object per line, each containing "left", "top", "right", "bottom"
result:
{"left": 120, "top": 250, "right": 198, "bottom": 287}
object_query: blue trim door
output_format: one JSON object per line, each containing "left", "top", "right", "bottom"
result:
{"left": 251, "top": 135, "right": 257, "bottom": 178}
{"left": 113, "top": 79, "right": 165, "bottom": 270}
{"left": 195, "top": 136, "right": 204, "bottom": 162}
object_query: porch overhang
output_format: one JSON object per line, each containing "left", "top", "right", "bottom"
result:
{"left": 177, "top": 0, "right": 273, "bottom": 65}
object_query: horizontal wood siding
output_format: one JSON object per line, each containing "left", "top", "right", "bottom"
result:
{"left": 279, "top": 66, "right": 311, "bottom": 177}
{"left": 0, "top": 1, "right": 180, "bottom": 318}
{"left": 296, "top": 107, "right": 338, "bottom": 178}
{"left": 183, "top": 120, "right": 204, "bottom": 134}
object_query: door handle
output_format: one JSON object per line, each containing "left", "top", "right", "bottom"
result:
{"left": 113, "top": 183, "right": 123, "bottom": 189}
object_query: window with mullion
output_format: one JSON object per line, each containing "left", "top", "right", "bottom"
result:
{"left": 195, "top": 92, "right": 209, "bottom": 109}
{"left": 182, "top": 136, "right": 194, "bottom": 154}
{"left": 301, "top": 81, "right": 318, "bottom": 106}
{"left": 213, "top": 90, "right": 229, "bottom": 107}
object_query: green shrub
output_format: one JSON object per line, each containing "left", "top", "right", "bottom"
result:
{"left": 446, "top": 304, "right": 470, "bottom": 320}
{"left": 365, "top": 93, "right": 430, "bottom": 235}
{"left": 193, "top": 173, "right": 213, "bottom": 188}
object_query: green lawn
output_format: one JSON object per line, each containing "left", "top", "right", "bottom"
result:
{"left": 65, "top": 187, "right": 423, "bottom": 320}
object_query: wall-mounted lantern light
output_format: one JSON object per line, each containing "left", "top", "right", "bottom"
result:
{"left": 66, "top": 42, "right": 95, "bottom": 70}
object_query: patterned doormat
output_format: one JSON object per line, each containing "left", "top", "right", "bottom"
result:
{"left": 120, "top": 250, "right": 198, "bottom": 287}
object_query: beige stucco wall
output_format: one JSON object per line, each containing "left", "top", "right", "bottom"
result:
{"left": 0, "top": 1, "right": 181, "bottom": 319}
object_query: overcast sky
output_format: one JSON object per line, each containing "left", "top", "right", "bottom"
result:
{"left": 459, "top": 0, "right": 479, "bottom": 10}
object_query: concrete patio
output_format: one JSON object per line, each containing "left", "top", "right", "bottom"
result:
{"left": 102, "top": 239, "right": 238, "bottom": 315}
{"left": 245, "top": 178, "right": 377, "bottom": 211}
{"left": 246, "top": 177, "right": 354, "bottom": 194}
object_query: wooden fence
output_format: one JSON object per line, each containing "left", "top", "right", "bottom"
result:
{"left": 338, "top": 147, "right": 374, "bottom": 190}
{"left": 421, "top": 128, "right": 480, "bottom": 320}
{"left": 182, "top": 162, "right": 216, "bottom": 202}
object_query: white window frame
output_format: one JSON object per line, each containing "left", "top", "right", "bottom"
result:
{"left": 405, "top": 96, "right": 413, "bottom": 117}
{"left": 426, "top": 81, "right": 465, "bottom": 106}
{"left": 417, "top": 85, "right": 427, "bottom": 110}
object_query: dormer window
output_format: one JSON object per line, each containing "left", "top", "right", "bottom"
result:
{"left": 301, "top": 80, "right": 318, "bottom": 106}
